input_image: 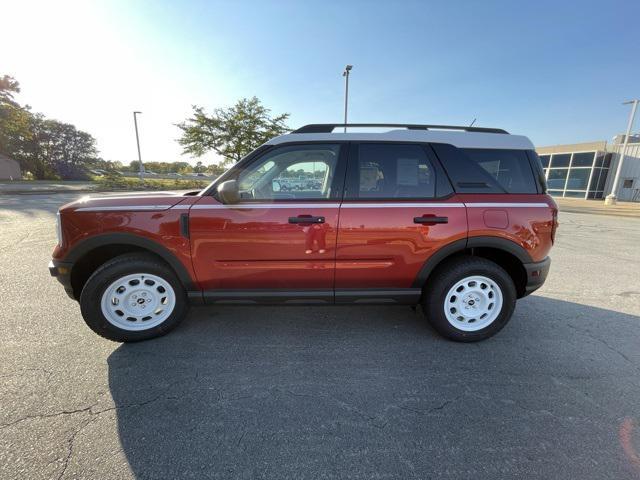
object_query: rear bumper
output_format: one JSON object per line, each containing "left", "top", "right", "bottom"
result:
{"left": 522, "top": 256, "right": 551, "bottom": 296}
{"left": 49, "top": 260, "right": 76, "bottom": 300}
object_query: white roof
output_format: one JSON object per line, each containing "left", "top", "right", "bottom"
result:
{"left": 266, "top": 129, "right": 534, "bottom": 150}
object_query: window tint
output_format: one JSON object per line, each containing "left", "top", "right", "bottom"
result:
{"left": 539, "top": 155, "right": 550, "bottom": 168}
{"left": 527, "top": 151, "right": 548, "bottom": 193}
{"left": 571, "top": 152, "right": 595, "bottom": 167}
{"left": 589, "top": 168, "right": 602, "bottom": 191}
{"left": 566, "top": 168, "right": 590, "bottom": 190}
{"left": 237, "top": 144, "right": 340, "bottom": 200}
{"left": 550, "top": 154, "right": 571, "bottom": 168}
{"left": 460, "top": 148, "right": 537, "bottom": 194}
{"left": 352, "top": 144, "right": 437, "bottom": 199}
{"left": 547, "top": 169, "right": 568, "bottom": 190}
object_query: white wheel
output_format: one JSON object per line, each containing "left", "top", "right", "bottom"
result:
{"left": 100, "top": 273, "right": 176, "bottom": 331}
{"left": 443, "top": 275, "right": 504, "bottom": 332}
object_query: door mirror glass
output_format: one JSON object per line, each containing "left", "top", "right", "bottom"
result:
{"left": 272, "top": 180, "right": 281, "bottom": 192}
{"left": 216, "top": 180, "right": 240, "bottom": 204}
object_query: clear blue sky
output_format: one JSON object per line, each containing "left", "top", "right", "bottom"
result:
{"left": 4, "top": 0, "right": 639, "bottom": 164}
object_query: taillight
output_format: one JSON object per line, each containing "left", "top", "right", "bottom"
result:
{"left": 551, "top": 208, "right": 558, "bottom": 244}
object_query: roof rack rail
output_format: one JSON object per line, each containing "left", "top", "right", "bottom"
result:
{"left": 292, "top": 123, "right": 509, "bottom": 134}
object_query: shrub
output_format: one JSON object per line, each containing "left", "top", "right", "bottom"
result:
{"left": 94, "top": 175, "right": 210, "bottom": 191}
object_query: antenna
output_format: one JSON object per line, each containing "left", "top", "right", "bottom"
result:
{"left": 469, "top": 118, "right": 477, "bottom": 127}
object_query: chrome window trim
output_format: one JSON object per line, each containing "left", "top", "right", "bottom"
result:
{"left": 74, "top": 205, "right": 173, "bottom": 212}
{"left": 340, "top": 203, "right": 465, "bottom": 208}
{"left": 184, "top": 201, "right": 549, "bottom": 210}
{"left": 190, "top": 203, "right": 341, "bottom": 209}
{"left": 465, "top": 202, "right": 549, "bottom": 208}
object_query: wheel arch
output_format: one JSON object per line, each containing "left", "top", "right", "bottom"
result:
{"left": 66, "top": 233, "right": 195, "bottom": 300}
{"left": 413, "top": 236, "right": 531, "bottom": 298}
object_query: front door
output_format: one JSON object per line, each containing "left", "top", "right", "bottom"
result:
{"left": 334, "top": 143, "right": 467, "bottom": 301}
{"left": 189, "top": 143, "right": 346, "bottom": 299}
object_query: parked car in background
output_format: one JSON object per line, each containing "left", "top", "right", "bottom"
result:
{"left": 50, "top": 123, "right": 557, "bottom": 343}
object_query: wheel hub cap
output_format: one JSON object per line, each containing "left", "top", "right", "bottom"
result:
{"left": 100, "top": 273, "right": 176, "bottom": 331}
{"left": 443, "top": 275, "right": 503, "bottom": 332}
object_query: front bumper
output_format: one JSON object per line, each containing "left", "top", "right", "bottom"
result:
{"left": 522, "top": 256, "right": 551, "bottom": 296}
{"left": 49, "top": 260, "right": 76, "bottom": 300}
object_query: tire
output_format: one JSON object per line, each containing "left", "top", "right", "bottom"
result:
{"left": 79, "top": 253, "right": 189, "bottom": 342}
{"left": 422, "top": 255, "right": 517, "bottom": 342}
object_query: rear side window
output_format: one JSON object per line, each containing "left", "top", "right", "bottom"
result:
{"left": 350, "top": 144, "right": 437, "bottom": 199}
{"left": 431, "top": 144, "right": 537, "bottom": 194}
{"left": 462, "top": 149, "right": 537, "bottom": 193}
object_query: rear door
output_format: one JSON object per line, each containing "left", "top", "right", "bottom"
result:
{"left": 189, "top": 143, "right": 347, "bottom": 297}
{"left": 334, "top": 142, "right": 467, "bottom": 302}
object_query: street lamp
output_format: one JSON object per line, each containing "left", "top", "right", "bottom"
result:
{"left": 342, "top": 65, "right": 353, "bottom": 133}
{"left": 133, "top": 111, "right": 144, "bottom": 181}
{"left": 605, "top": 99, "right": 639, "bottom": 205}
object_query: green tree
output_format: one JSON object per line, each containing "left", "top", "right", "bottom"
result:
{"left": 0, "top": 75, "right": 32, "bottom": 159}
{"left": 19, "top": 115, "right": 100, "bottom": 179}
{"left": 1, "top": 75, "right": 102, "bottom": 179}
{"left": 176, "top": 96, "right": 289, "bottom": 167}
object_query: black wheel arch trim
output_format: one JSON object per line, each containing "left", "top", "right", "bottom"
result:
{"left": 412, "top": 236, "right": 533, "bottom": 288}
{"left": 466, "top": 236, "right": 533, "bottom": 264}
{"left": 63, "top": 233, "right": 196, "bottom": 290}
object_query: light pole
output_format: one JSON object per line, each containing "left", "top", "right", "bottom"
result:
{"left": 605, "top": 99, "right": 638, "bottom": 205}
{"left": 342, "top": 65, "right": 352, "bottom": 132}
{"left": 133, "top": 111, "right": 144, "bottom": 181}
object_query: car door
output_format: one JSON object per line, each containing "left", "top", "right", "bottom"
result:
{"left": 334, "top": 142, "right": 467, "bottom": 303}
{"left": 189, "top": 143, "right": 347, "bottom": 301}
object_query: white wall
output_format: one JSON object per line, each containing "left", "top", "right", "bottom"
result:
{"left": 606, "top": 143, "right": 640, "bottom": 201}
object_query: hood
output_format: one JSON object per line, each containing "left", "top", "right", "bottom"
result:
{"left": 60, "top": 191, "right": 190, "bottom": 213}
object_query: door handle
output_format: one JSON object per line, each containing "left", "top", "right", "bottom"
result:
{"left": 414, "top": 216, "right": 448, "bottom": 225}
{"left": 289, "top": 215, "right": 325, "bottom": 224}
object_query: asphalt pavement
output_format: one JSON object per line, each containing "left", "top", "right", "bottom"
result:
{"left": 1, "top": 193, "right": 639, "bottom": 479}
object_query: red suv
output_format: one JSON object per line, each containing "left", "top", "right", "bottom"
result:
{"left": 50, "top": 124, "right": 557, "bottom": 343}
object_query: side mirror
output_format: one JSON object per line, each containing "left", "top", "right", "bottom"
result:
{"left": 272, "top": 180, "right": 281, "bottom": 192}
{"left": 216, "top": 180, "right": 240, "bottom": 204}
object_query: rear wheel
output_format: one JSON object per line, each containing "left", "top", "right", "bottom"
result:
{"left": 80, "top": 253, "right": 188, "bottom": 342}
{"left": 422, "top": 256, "right": 516, "bottom": 342}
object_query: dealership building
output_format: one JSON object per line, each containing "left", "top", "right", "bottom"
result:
{"left": 536, "top": 135, "right": 640, "bottom": 202}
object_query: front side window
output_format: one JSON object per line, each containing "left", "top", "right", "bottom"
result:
{"left": 352, "top": 144, "right": 436, "bottom": 199}
{"left": 237, "top": 144, "right": 340, "bottom": 200}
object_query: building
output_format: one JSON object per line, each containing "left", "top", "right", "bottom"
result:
{"left": 536, "top": 136, "right": 640, "bottom": 202}
{"left": 0, "top": 153, "right": 21, "bottom": 180}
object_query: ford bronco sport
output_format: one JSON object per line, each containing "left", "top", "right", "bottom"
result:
{"left": 50, "top": 123, "right": 556, "bottom": 343}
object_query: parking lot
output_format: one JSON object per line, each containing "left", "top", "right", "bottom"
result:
{"left": 1, "top": 193, "right": 639, "bottom": 479}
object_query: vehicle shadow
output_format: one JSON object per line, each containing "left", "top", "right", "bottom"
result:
{"left": 107, "top": 296, "right": 640, "bottom": 479}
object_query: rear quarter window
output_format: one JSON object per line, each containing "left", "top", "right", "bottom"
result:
{"left": 431, "top": 144, "right": 538, "bottom": 194}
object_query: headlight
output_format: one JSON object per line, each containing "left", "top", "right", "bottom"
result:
{"left": 56, "top": 211, "right": 63, "bottom": 246}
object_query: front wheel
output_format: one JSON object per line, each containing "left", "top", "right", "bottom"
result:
{"left": 422, "top": 256, "right": 517, "bottom": 342}
{"left": 79, "top": 253, "right": 189, "bottom": 342}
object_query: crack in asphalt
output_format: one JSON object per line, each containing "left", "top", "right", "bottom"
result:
{"left": 397, "top": 396, "right": 462, "bottom": 416}
{"left": 565, "top": 322, "right": 640, "bottom": 374}
{"left": 0, "top": 391, "right": 188, "bottom": 479}
{"left": 56, "top": 416, "right": 97, "bottom": 480}
{"left": 0, "top": 405, "right": 96, "bottom": 430}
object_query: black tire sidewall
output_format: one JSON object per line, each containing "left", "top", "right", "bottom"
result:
{"left": 423, "top": 257, "right": 517, "bottom": 342}
{"left": 80, "top": 255, "right": 188, "bottom": 342}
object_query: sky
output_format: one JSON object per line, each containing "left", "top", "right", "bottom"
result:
{"left": 2, "top": 0, "right": 639, "bottom": 166}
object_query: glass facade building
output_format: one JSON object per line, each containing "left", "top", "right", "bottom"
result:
{"left": 538, "top": 150, "right": 612, "bottom": 199}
